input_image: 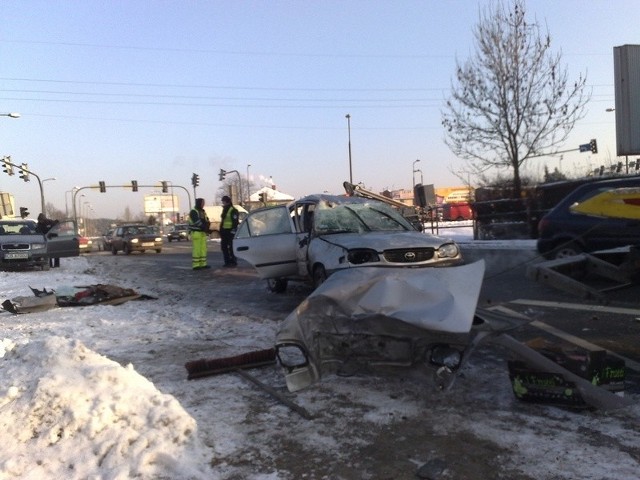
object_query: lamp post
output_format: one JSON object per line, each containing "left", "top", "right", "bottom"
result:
{"left": 246, "top": 164, "right": 251, "bottom": 203}
{"left": 65, "top": 187, "right": 79, "bottom": 218}
{"left": 412, "top": 159, "right": 421, "bottom": 187}
{"left": 41, "top": 177, "right": 56, "bottom": 214}
{"left": 345, "top": 114, "right": 353, "bottom": 184}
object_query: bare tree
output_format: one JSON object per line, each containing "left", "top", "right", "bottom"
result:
{"left": 442, "top": 0, "right": 589, "bottom": 197}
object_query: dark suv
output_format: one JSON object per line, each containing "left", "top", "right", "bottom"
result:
{"left": 537, "top": 177, "right": 640, "bottom": 259}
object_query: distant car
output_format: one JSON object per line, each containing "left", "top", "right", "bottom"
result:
{"left": 0, "top": 218, "right": 80, "bottom": 270}
{"left": 167, "top": 224, "right": 190, "bottom": 242}
{"left": 110, "top": 224, "right": 162, "bottom": 255}
{"left": 79, "top": 236, "right": 93, "bottom": 253}
{"left": 537, "top": 177, "right": 640, "bottom": 259}
{"left": 234, "top": 194, "right": 463, "bottom": 292}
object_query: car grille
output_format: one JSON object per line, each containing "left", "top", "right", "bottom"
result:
{"left": 383, "top": 248, "right": 435, "bottom": 263}
{"left": 2, "top": 243, "right": 30, "bottom": 251}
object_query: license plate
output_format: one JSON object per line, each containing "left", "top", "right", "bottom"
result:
{"left": 4, "top": 252, "right": 29, "bottom": 260}
{"left": 142, "top": 242, "right": 155, "bottom": 247}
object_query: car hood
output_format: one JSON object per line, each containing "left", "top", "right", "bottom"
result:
{"left": 128, "top": 234, "right": 159, "bottom": 240}
{"left": 316, "top": 230, "right": 453, "bottom": 250}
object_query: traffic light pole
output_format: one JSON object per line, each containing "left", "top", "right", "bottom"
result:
{"left": 72, "top": 183, "right": 192, "bottom": 229}
{"left": 1, "top": 157, "right": 45, "bottom": 215}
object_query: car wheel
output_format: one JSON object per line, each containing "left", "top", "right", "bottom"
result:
{"left": 552, "top": 241, "right": 582, "bottom": 259}
{"left": 124, "top": 244, "right": 132, "bottom": 255}
{"left": 267, "top": 278, "right": 288, "bottom": 293}
{"left": 156, "top": 249, "right": 162, "bottom": 253}
{"left": 111, "top": 245, "right": 118, "bottom": 255}
{"left": 168, "top": 237, "right": 173, "bottom": 243}
{"left": 312, "top": 265, "right": 327, "bottom": 289}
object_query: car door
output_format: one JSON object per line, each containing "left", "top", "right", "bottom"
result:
{"left": 233, "top": 205, "right": 298, "bottom": 279}
{"left": 45, "top": 220, "right": 80, "bottom": 258}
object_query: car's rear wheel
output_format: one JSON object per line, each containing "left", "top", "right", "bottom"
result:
{"left": 267, "top": 278, "right": 288, "bottom": 293}
{"left": 156, "top": 249, "right": 162, "bottom": 253}
{"left": 312, "top": 265, "right": 327, "bottom": 289}
{"left": 552, "top": 241, "right": 582, "bottom": 259}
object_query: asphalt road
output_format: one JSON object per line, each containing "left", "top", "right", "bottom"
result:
{"left": 86, "top": 239, "right": 640, "bottom": 394}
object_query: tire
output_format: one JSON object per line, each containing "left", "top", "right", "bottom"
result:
{"left": 267, "top": 278, "right": 288, "bottom": 293}
{"left": 552, "top": 241, "right": 582, "bottom": 259}
{"left": 124, "top": 244, "right": 132, "bottom": 255}
{"left": 155, "top": 249, "right": 162, "bottom": 253}
{"left": 168, "top": 237, "right": 173, "bottom": 243}
{"left": 312, "top": 265, "right": 327, "bottom": 289}
{"left": 111, "top": 245, "right": 118, "bottom": 255}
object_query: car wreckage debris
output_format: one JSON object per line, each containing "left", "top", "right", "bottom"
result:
{"left": 185, "top": 348, "right": 313, "bottom": 420}
{"left": 1, "top": 284, "right": 156, "bottom": 314}
{"left": 185, "top": 348, "right": 277, "bottom": 379}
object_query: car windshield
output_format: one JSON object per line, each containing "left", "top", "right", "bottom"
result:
{"left": 314, "top": 200, "right": 413, "bottom": 234}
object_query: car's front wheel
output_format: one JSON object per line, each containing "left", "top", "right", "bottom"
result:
{"left": 111, "top": 245, "right": 118, "bottom": 255}
{"left": 267, "top": 278, "right": 288, "bottom": 293}
{"left": 124, "top": 244, "right": 132, "bottom": 255}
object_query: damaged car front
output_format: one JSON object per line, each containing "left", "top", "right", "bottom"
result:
{"left": 274, "top": 260, "right": 486, "bottom": 392}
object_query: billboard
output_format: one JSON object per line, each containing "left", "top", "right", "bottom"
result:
{"left": 144, "top": 194, "right": 179, "bottom": 215}
{"left": 614, "top": 44, "right": 640, "bottom": 155}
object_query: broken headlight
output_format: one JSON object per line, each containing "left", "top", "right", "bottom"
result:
{"left": 429, "top": 345, "right": 462, "bottom": 369}
{"left": 437, "top": 243, "right": 459, "bottom": 258}
{"left": 347, "top": 248, "right": 380, "bottom": 265}
{"left": 275, "top": 343, "right": 309, "bottom": 372}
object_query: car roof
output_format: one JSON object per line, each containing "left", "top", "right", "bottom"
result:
{"left": 295, "top": 194, "right": 376, "bottom": 205}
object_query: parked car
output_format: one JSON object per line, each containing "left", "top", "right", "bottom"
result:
{"left": 234, "top": 194, "right": 463, "bottom": 292}
{"left": 167, "top": 224, "right": 190, "bottom": 242}
{"left": 0, "top": 218, "right": 79, "bottom": 270}
{"left": 110, "top": 224, "right": 162, "bottom": 255}
{"left": 537, "top": 177, "right": 640, "bottom": 259}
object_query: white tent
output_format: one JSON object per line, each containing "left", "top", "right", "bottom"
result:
{"left": 249, "top": 186, "right": 294, "bottom": 202}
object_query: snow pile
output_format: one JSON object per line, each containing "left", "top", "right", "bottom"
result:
{"left": 0, "top": 336, "right": 210, "bottom": 479}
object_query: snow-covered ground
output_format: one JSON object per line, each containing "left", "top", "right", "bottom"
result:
{"left": 1, "top": 232, "right": 639, "bottom": 479}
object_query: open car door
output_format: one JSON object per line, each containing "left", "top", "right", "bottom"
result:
{"left": 46, "top": 220, "right": 80, "bottom": 258}
{"left": 234, "top": 205, "right": 299, "bottom": 279}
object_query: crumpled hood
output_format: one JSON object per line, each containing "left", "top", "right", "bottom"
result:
{"left": 317, "top": 230, "right": 454, "bottom": 251}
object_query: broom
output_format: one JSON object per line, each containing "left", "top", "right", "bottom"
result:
{"left": 185, "top": 347, "right": 277, "bottom": 380}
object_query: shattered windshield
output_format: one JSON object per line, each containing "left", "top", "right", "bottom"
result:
{"left": 314, "top": 200, "right": 412, "bottom": 234}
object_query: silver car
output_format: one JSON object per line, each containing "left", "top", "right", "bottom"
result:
{"left": 234, "top": 194, "right": 463, "bottom": 292}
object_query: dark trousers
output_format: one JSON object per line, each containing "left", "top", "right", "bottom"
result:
{"left": 220, "top": 229, "right": 237, "bottom": 265}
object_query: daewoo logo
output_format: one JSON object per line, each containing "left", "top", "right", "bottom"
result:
{"left": 404, "top": 251, "right": 416, "bottom": 261}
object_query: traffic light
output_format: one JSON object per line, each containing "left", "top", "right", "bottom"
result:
{"left": 2, "top": 157, "right": 13, "bottom": 176}
{"left": 18, "top": 163, "right": 29, "bottom": 182}
{"left": 161, "top": 181, "right": 168, "bottom": 193}
{"left": 219, "top": 169, "right": 226, "bottom": 181}
{"left": 131, "top": 180, "right": 138, "bottom": 192}
{"left": 590, "top": 139, "right": 598, "bottom": 154}
{"left": 99, "top": 181, "right": 106, "bottom": 192}
{"left": 19, "top": 207, "right": 29, "bottom": 218}
{"left": 258, "top": 192, "right": 266, "bottom": 203}
{"left": 191, "top": 173, "right": 199, "bottom": 187}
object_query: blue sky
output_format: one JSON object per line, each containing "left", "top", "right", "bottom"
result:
{"left": 0, "top": 0, "right": 636, "bottom": 218}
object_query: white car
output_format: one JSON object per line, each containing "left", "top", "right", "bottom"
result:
{"left": 234, "top": 194, "right": 463, "bottom": 292}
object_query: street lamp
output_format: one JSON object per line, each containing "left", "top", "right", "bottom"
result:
{"left": 1, "top": 113, "right": 20, "bottom": 118}
{"left": 41, "top": 177, "right": 56, "bottom": 215}
{"left": 246, "top": 164, "right": 251, "bottom": 203}
{"left": 412, "top": 159, "right": 421, "bottom": 187}
{"left": 346, "top": 114, "right": 353, "bottom": 184}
